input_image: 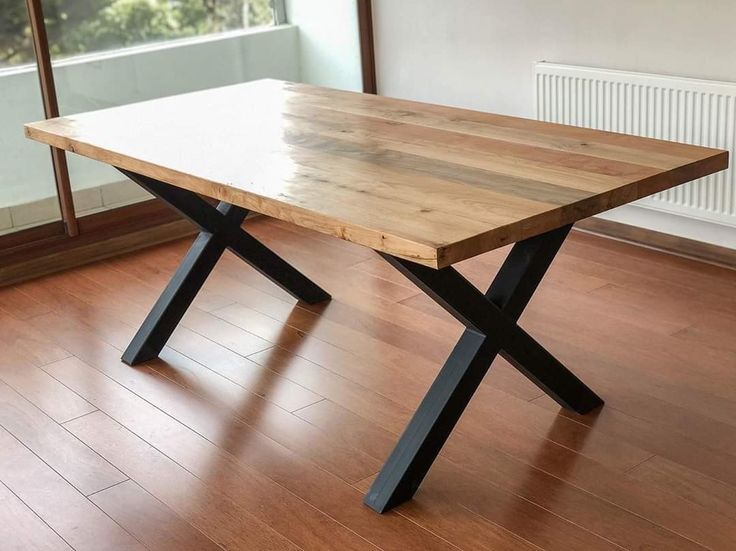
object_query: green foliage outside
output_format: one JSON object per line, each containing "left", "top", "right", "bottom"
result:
{"left": 0, "top": 0, "right": 274, "bottom": 66}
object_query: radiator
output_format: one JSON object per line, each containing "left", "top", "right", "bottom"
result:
{"left": 534, "top": 63, "right": 736, "bottom": 228}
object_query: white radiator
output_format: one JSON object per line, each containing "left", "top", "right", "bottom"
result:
{"left": 535, "top": 63, "right": 736, "bottom": 228}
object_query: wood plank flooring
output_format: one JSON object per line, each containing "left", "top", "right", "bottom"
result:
{"left": 1, "top": 215, "right": 735, "bottom": 550}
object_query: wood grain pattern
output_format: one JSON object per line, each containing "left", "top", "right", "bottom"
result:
{"left": 25, "top": 79, "right": 728, "bottom": 268}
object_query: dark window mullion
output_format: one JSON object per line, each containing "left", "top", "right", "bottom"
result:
{"left": 24, "top": 0, "right": 79, "bottom": 237}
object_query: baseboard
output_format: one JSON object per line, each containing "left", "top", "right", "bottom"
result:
{"left": 0, "top": 179, "right": 153, "bottom": 236}
{"left": 575, "top": 217, "right": 736, "bottom": 270}
{"left": 0, "top": 200, "right": 268, "bottom": 287}
{"left": 0, "top": 219, "right": 195, "bottom": 287}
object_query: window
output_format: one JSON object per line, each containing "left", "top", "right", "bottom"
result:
{"left": 47, "top": 0, "right": 280, "bottom": 222}
{"left": 0, "top": 0, "right": 286, "bottom": 235}
{"left": 0, "top": 1, "right": 276, "bottom": 68}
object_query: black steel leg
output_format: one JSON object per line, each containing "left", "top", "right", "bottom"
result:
{"left": 364, "top": 225, "right": 603, "bottom": 513}
{"left": 119, "top": 169, "right": 330, "bottom": 366}
{"left": 121, "top": 205, "right": 239, "bottom": 365}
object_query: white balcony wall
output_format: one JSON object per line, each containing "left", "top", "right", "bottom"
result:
{"left": 1, "top": 67, "right": 58, "bottom": 210}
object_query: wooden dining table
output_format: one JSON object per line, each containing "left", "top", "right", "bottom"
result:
{"left": 25, "top": 79, "right": 728, "bottom": 514}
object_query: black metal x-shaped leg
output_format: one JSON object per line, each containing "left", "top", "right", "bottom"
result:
{"left": 118, "top": 169, "right": 330, "bottom": 366}
{"left": 364, "top": 224, "right": 603, "bottom": 513}
{"left": 120, "top": 169, "right": 600, "bottom": 514}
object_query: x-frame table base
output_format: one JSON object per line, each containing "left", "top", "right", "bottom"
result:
{"left": 364, "top": 225, "right": 603, "bottom": 512}
{"left": 117, "top": 169, "right": 331, "bottom": 365}
{"left": 120, "top": 170, "right": 604, "bottom": 514}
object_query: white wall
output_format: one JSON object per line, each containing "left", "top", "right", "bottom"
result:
{"left": 373, "top": 0, "right": 736, "bottom": 116}
{"left": 286, "top": 0, "right": 363, "bottom": 91}
{"left": 372, "top": 0, "right": 736, "bottom": 247}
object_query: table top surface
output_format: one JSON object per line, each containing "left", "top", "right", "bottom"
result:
{"left": 26, "top": 79, "right": 728, "bottom": 268}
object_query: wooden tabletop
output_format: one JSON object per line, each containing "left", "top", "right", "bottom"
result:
{"left": 25, "top": 79, "right": 728, "bottom": 268}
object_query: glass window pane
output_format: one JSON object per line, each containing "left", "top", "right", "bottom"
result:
{"left": 0, "top": 1, "right": 60, "bottom": 236}
{"left": 43, "top": 0, "right": 294, "bottom": 218}
{"left": 42, "top": 0, "right": 280, "bottom": 216}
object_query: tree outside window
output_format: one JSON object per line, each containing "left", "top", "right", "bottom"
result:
{"left": 0, "top": 0, "right": 275, "bottom": 67}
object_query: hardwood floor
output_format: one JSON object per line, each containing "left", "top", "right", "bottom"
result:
{"left": 0, "top": 215, "right": 735, "bottom": 550}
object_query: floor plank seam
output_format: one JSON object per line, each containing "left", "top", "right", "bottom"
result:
{"left": 290, "top": 397, "right": 326, "bottom": 414}
{"left": 444, "top": 446, "right": 716, "bottom": 550}
{"left": 455, "top": 502, "right": 547, "bottom": 551}
{"left": 622, "top": 454, "right": 657, "bottom": 475}
{"left": 460, "top": 480, "right": 630, "bottom": 551}
{"left": 86, "top": 478, "right": 231, "bottom": 551}
{"left": 60, "top": 408, "right": 101, "bottom": 426}
{"left": 0, "top": 382, "right": 126, "bottom": 492}
{"left": 244, "top": 345, "right": 414, "bottom": 412}
{"left": 0, "top": 478, "right": 75, "bottom": 550}
{"left": 204, "top": 300, "right": 434, "bottom": 382}
{"left": 84, "top": 477, "right": 131, "bottom": 498}
{"left": 0, "top": 417, "right": 147, "bottom": 550}
{"left": 151, "top": 343, "right": 328, "bottom": 419}
{"left": 390, "top": 509, "right": 467, "bottom": 551}
{"left": 35, "top": 359, "right": 211, "bottom": 486}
